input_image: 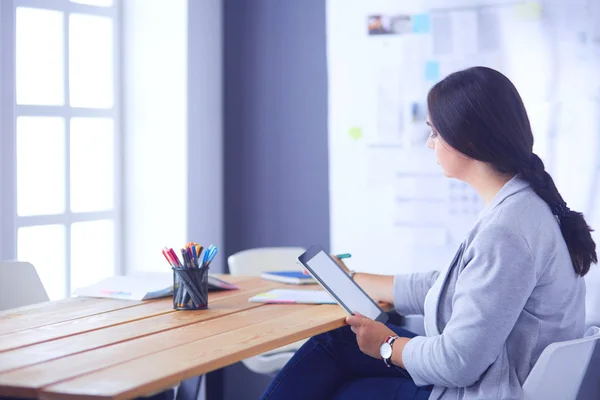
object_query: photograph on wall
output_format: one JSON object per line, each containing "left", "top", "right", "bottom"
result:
{"left": 367, "top": 15, "right": 412, "bottom": 35}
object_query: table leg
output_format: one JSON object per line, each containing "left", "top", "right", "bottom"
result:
{"left": 176, "top": 375, "right": 204, "bottom": 400}
{"left": 206, "top": 370, "right": 224, "bottom": 400}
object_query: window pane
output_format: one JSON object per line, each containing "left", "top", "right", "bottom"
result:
{"left": 70, "top": 118, "right": 114, "bottom": 212}
{"left": 71, "top": 220, "right": 114, "bottom": 291}
{"left": 69, "top": 14, "right": 113, "bottom": 108}
{"left": 18, "top": 225, "right": 66, "bottom": 301}
{"left": 16, "top": 8, "right": 64, "bottom": 105}
{"left": 17, "top": 117, "right": 65, "bottom": 216}
{"left": 70, "top": 0, "right": 114, "bottom": 6}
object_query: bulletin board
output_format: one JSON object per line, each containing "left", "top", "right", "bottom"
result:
{"left": 326, "top": 0, "right": 600, "bottom": 282}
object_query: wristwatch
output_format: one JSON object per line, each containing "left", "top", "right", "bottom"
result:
{"left": 348, "top": 270, "right": 356, "bottom": 280}
{"left": 380, "top": 335, "right": 399, "bottom": 367}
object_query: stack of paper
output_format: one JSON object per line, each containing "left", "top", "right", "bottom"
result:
{"left": 260, "top": 271, "right": 316, "bottom": 285}
{"left": 249, "top": 289, "right": 336, "bottom": 304}
{"left": 72, "top": 273, "right": 237, "bottom": 301}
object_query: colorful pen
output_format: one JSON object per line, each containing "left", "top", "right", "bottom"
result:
{"left": 335, "top": 253, "right": 352, "bottom": 259}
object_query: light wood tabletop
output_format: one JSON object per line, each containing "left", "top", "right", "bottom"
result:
{"left": 0, "top": 275, "right": 348, "bottom": 400}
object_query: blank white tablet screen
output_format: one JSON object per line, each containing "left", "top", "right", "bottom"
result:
{"left": 305, "top": 251, "right": 383, "bottom": 320}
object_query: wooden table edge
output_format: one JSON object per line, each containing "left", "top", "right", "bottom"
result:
{"left": 40, "top": 305, "right": 348, "bottom": 400}
{"left": 0, "top": 276, "right": 277, "bottom": 354}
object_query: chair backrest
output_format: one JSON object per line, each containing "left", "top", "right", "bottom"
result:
{"left": 0, "top": 261, "right": 49, "bottom": 311}
{"left": 227, "top": 247, "right": 306, "bottom": 276}
{"left": 522, "top": 326, "right": 600, "bottom": 400}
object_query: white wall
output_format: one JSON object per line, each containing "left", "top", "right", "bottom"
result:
{"left": 122, "top": 0, "right": 188, "bottom": 274}
{"left": 122, "top": 0, "right": 224, "bottom": 275}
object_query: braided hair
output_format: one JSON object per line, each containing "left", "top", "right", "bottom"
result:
{"left": 427, "top": 66, "right": 597, "bottom": 277}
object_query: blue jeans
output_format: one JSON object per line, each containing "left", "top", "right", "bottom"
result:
{"left": 260, "top": 324, "right": 433, "bottom": 400}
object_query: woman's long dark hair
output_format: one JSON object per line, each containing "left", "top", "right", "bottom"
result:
{"left": 427, "top": 66, "right": 597, "bottom": 277}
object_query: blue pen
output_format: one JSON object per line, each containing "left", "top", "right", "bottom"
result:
{"left": 335, "top": 253, "right": 351, "bottom": 259}
{"left": 190, "top": 246, "right": 198, "bottom": 267}
{"left": 201, "top": 245, "right": 218, "bottom": 268}
{"left": 201, "top": 247, "right": 211, "bottom": 267}
{"left": 207, "top": 246, "right": 218, "bottom": 264}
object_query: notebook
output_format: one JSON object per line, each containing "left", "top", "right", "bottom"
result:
{"left": 260, "top": 271, "right": 316, "bottom": 285}
{"left": 72, "top": 273, "right": 238, "bottom": 301}
{"left": 249, "top": 289, "right": 336, "bottom": 304}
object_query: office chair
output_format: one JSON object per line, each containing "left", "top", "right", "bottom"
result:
{"left": 0, "top": 261, "right": 49, "bottom": 311}
{"left": 522, "top": 326, "right": 600, "bottom": 400}
{"left": 227, "top": 247, "right": 308, "bottom": 375}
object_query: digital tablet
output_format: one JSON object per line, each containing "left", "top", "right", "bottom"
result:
{"left": 298, "top": 245, "right": 389, "bottom": 323}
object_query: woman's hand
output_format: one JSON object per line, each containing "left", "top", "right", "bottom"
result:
{"left": 345, "top": 312, "right": 397, "bottom": 359}
{"left": 331, "top": 254, "right": 350, "bottom": 274}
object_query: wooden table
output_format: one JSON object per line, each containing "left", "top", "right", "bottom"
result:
{"left": 0, "top": 275, "right": 347, "bottom": 400}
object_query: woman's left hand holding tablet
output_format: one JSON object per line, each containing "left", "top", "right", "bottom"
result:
{"left": 346, "top": 312, "right": 396, "bottom": 359}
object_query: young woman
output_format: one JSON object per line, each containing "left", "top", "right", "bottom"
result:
{"left": 259, "top": 66, "right": 597, "bottom": 400}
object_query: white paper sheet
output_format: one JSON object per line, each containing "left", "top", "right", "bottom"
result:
{"left": 249, "top": 289, "right": 336, "bottom": 305}
{"left": 72, "top": 275, "right": 174, "bottom": 301}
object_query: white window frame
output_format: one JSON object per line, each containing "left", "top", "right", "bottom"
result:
{"left": 0, "top": 0, "right": 122, "bottom": 297}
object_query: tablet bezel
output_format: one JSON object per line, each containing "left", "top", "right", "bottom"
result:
{"left": 298, "top": 245, "right": 389, "bottom": 323}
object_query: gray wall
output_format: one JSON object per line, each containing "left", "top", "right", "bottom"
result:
{"left": 223, "top": 0, "right": 329, "bottom": 257}
{"left": 188, "top": 0, "right": 224, "bottom": 272}
{"left": 217, "top": 0, "right": 329, "bottom": 398}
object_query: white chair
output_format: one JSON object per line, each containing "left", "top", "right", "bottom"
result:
{"left": 227, "top": 247, "right": 308, "bottom": 375}
{"left": 227, "top": 247, "right": 306, "bottom": 277}
{"left": 0, "top": 261, "right": 49, "bottom": 311}
{"left": 522, "top": 326, "right": 600, "bottom": 400}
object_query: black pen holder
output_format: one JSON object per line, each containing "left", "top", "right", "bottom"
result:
{"left": 172, "top": 267, "right": 209, "bottom": 310}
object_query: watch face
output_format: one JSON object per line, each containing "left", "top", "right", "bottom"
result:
{"left": 380, "top": 342, "right": 392, "bottom": 359}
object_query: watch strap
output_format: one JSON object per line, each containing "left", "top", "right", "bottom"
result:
{"left": 383, "top": 335, "right": 399, "bottom": 367}
{"left": 388, "top": 335, "right": 398, "bottom": 343}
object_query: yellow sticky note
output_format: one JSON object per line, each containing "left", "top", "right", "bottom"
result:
{"left": 513, "top": 2, "right": 541, "bottom": 19}
{"left": 348, "top": 127, "right": 363, "bottom": 140}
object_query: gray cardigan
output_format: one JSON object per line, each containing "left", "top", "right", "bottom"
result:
{"left": 393, "top": 175, "right": 586, "bottom": 400}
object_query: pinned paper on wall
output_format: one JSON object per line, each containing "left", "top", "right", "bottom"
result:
{"left": 431, "top": 13, "right": 453, "bottom": 55}
{"left": 368, "top": 15, "right": 412, "bottom": 35}
{"left": 478, "top": 8, "right": 502, "bottom": 52}
{"left": 376, "top": 67, "right": 404, "bottom": 143}
{"left": 412, "top": 13, "right": 431, "bottom": 34}
{"left": 452, "top": 10, "right": 478, "bottom": 56}
{"left": 425, "top": 60, "right": 440, "bottom": 82}
{"left": 513, "top": 1, "right": 542, "bottom": 20}
{"left": 348, "top": 127, "right": 364, "bottom": 140}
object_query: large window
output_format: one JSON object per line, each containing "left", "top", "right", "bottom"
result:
{"left": 0, "top": 0, "right": 121, "bottom": 300}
